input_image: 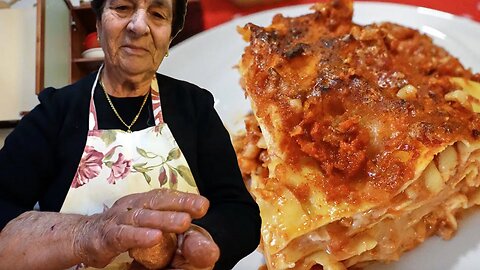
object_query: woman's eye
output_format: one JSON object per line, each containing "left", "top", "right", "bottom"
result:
{"left": 152, "top": 12, "right": 166, "bottom": 19}
{"left": 114, "top": 5, "right": 130, "bottom": 12}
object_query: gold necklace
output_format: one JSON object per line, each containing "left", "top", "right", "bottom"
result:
{"left": 100, "top": 80, "right": 149, "bottom": 133}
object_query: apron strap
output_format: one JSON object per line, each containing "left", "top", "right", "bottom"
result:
{"left": 151, "top": 76, "right": 165, "bottom": 125}
{"left": 88, "top": 65, "right": 103, "bottom": 131}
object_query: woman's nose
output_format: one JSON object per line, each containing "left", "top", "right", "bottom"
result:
{"left": 127, "top": 10, "right": 150, "bottom": 36}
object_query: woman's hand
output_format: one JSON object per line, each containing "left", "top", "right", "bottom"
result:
{"left": 169, "top": 225, "right": 220, "bottom": 270}
{"left": 73, "top": 189, "right": 209, "bottom": 268}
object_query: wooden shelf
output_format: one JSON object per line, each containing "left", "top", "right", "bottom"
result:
{"left": 73, "top": 2, "right": 92, "bottom": 10}
{"left": 67, "top": 2, "right": 98, "bottom": 82}
{"left": 73, "top": 57, "right": 103, "bottom": 63}
{"left": 72, "top": 8, "right": 97, "bottom": 35}
{"left": 63, "top": 0, "right": 92, "bottom": 10}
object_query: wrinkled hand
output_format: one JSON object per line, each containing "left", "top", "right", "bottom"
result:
{"left": 128, "top": 226, "right": 220, "bottom": 270}
{"left": 72, "top": 189, "right": 209, "bottom": 268}
{"left": 169, "top": 225, "right": 220, "bottom": 270}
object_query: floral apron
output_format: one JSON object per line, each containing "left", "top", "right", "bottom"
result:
{"left": 60, "top": 67, "right": 199, "bottom": 269}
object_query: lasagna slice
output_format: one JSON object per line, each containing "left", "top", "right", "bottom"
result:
{"left": 236, "top": 0, "right": 480, "bottom": 269}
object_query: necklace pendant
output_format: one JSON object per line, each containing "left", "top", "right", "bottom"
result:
{"left": 127, "top": 129, "right": 132, "bottom": 133}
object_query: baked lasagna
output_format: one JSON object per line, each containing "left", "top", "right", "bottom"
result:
{"left": 235, "top": 0, "right": 480, "bottom": 269}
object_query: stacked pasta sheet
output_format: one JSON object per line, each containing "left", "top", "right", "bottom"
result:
{"left": 235, "top": 0, "right": 480, "bottom": 269}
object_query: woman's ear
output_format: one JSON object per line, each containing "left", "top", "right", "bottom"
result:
{"left": 96, "top": 21, "right": 102, "bottom": 43}
{"left": 96, "top": 20, "right": 101, "bottom": 32}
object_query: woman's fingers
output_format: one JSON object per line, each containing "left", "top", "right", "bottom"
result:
{"left": 103, "top": 224, "right": 163, "bottom": 252}
{"left": 119, "top": 209, "right": 191, "bottom": 233}
{"left": 143, "top": 189, "right": 210, "bottom": 219}
{"left": 181, "top": 230, "right": 220, "bottom": 269}
{"left": 115, "top": 189, "right": 210, "bottom": 219}
{"left": 76, "top": 189, "right": 210, "bottom": 267}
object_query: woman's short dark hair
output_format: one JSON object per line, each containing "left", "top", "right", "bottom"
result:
{"left": 91, "top": 0, "right": 187, "bottom": 38}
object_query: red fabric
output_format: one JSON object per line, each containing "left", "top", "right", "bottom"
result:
{"left": 201, "top": 0, "right": 480, "bottom": 29}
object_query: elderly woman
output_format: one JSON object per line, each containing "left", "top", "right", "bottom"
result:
{"left": 0, "top": 0, "right": 260, "bottom": 269}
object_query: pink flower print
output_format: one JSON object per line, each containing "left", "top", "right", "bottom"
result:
{"left": 158, "top": 166, "right": 167, "bottom": 186}
{"left": 107, "top": 153, "right": 132, "bottom": 184}
{"left": 72, "top": 146, "right": 104, "bottom": 188}
{"left": 168, "top": 168, "right": 178, "bottom": 190}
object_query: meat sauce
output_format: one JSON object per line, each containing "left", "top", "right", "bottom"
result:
{"left": 239, "top": 0, "right": 480, "bottom": 203}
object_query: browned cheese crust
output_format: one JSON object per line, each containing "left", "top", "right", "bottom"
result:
{"left": 238, "top": 0, "right": 480, "bottom": 204}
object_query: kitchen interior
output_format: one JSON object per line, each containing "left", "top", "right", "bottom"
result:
{"left": 0, "top": 0, "right": 203, "bottom": 148}
{"left": 0, "top": 0, "right": 72, "bottom": 147}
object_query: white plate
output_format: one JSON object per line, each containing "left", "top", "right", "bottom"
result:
{"left": 81, "top": 47, "right": 104, "bottom": 58}
{"left": 160, "top": 3, "right": 480, "bottom": 270}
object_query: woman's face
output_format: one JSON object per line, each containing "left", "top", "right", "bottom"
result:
{"left": 97, "top": 0, "right": 173, "bottom": 76}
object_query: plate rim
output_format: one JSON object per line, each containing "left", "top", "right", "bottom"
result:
{"left": 172, "top": 1, "right": 480, "bottom": 49}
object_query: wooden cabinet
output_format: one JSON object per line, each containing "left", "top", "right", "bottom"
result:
{"left": 36, "top": 0, "right": 99, "bottom": 92}
{"left": 65, "top": 1, "right": 103, "bottom": 83}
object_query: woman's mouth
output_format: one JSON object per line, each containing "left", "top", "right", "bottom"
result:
{"left": 122, "top": 45, "right": 149, "bottom": 55}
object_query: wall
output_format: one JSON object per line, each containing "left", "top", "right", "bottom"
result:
{"left": 0, "top": 0, "right": 73, "bottom": 147}
{"left": 0, "top": 0, "right": 36, "bottom": 148}
{"left": 11, "top": 0, "right": 36, "bottom": 8}
{"left": 0, "top": 7, "right": 38, "bottom": 121}
{"left": 44, "top": 0, "right": 70, "bottom": 89}
{"left": 0, "top": 0, "right": 74, "bottom": 123}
